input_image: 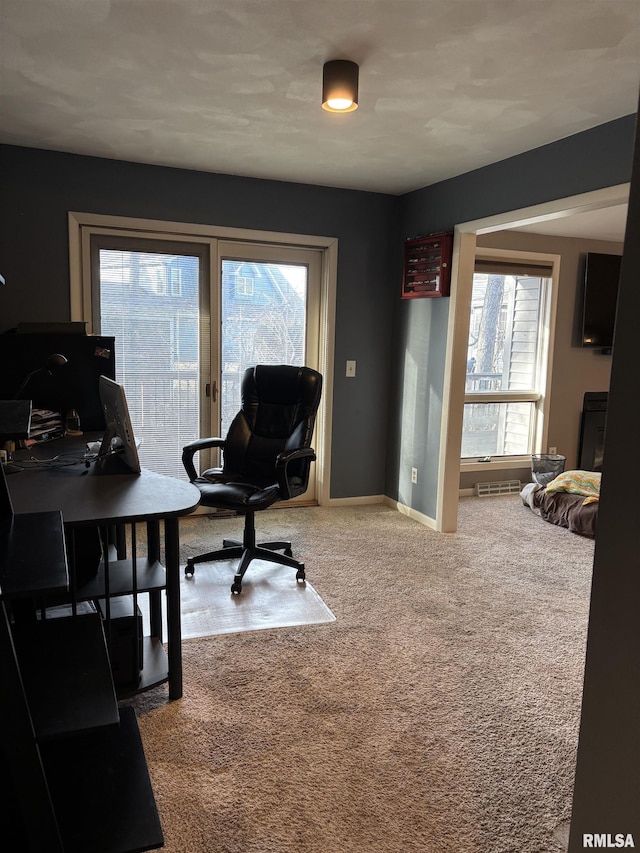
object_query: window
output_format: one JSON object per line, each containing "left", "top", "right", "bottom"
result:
{"left": 461, "top": 254, "right": 555, "bottom": 460}
{"left": 92, "top": 237, "right": 208, "bottom": 480}
{"left": 220, "top": 255, "right": 309, "bottom": 437}
{"left": 234, "top": 274, "right": 254, "bottom": 298}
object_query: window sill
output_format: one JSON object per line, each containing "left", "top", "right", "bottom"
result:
{"left": 460, "top": 456, "right": 531, "bottom": 473}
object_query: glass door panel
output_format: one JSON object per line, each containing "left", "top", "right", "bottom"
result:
{"left": 92, "top": 236, "right": 210, "bottom": 480}
{"left": 220, "top": 259, "right": 307, "bottom": 434}
{"left": 218, "top": 242, "right": 321, "bottom": 502}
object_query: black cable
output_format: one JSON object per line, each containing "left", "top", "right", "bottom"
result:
{"left": 8, "top": 440, "right": 127, "bottom": 473}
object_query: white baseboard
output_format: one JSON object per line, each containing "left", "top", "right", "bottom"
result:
{"left": 326, "top": 494, "right": 437, "bottom": 531}
{"left": 327, "top": 494, "right": 385, "bottom": 507}
{"left": 383, "top": 496, "right": 438, "bottom": 530}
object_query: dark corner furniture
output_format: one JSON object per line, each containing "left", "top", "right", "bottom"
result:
{"left": 0, "top": 463, "right": 167, "bottom": 852}
{"left": 7, "top": 432, "right": 201, "bottom": 701}
{"left": 182, "top": 364, "right": 322, "bottom": 594}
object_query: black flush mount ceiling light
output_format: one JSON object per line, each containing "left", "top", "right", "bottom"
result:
{"left": 322, "top": 60, "right": 359, "bottom": 112}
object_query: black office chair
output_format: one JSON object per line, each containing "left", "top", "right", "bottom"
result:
{"left": 182, "top": 364, "right": 323, "bottom": 594}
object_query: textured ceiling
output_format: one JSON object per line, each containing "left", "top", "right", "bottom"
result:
{"left": 1, "top": 0, "right": 639, "bottom": 198}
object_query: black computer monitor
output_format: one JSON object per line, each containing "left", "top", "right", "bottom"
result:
{"left": 97, "top": 376, "right": 141, "bottom": 474}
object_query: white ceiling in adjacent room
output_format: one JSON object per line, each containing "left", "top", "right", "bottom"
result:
{"left": 512, "top": 203, "right": 630, "bottom": 243}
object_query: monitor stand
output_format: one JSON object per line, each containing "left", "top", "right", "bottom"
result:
{"left": 94, "top": 451, "right": 136, "bottom": 476}
{"left": 95, "top": 426, "right": 134, "bottom": 475}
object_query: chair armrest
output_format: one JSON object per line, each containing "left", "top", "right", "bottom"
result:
{"left": 182, "top": 437, "right": 225, "bottom": 482}
{"left": 275, "top": 447, "right": 316, "bottom": 499}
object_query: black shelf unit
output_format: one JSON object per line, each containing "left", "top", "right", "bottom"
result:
{"left": 11, "top": 612, "right": 120, "bottom": 740}
{"left": 42, "top": 527, "right": 171, "bottom": 698}
{"left": 0, "top": 502, "right": 164, "bottom": 852}
{"left": 40, "top": 706, "right": 164, "bottom": 853}
{"left": 82, "top": 539, "right": 169, "bottom": 698}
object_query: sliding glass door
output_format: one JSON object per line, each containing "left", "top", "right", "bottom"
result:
{"left": 91, "top": 235, "right": 211, "bottom": 480}
{"left": 90, "top": 234, "right": 321, "bottom": 498}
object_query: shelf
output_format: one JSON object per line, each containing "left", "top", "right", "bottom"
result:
{"left": 75, "top": 558, "right": 166, "bottom": 601}
{"left": 40, "top": 706, "right": 164, "bottom": 853}
{"left": 0, "top": 511, "right": 68, "bottom": 599}
{"left": 116, "top": 637, "right": 168, "bottom": 699}
{"left": 12, "top": 612, "right": 119, "bottom": 741}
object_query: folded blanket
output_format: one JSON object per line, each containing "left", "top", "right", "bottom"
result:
{"left": 544, "top": 470, "right": 600, "bottom": 505}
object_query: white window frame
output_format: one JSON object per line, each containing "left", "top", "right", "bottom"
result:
{"left": 461, "top": 253, "right": 556, "bottom": 466}
{"left": 67, "top": 211, "right": 337, "bottom": 507}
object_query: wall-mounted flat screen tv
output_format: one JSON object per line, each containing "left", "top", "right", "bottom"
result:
{"left": 581, "top": 252, "right": 622, "bottom": 352}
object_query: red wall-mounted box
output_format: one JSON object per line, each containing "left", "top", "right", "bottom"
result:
{"left": 402, "top": 232, "right": 453, "bottom": 298}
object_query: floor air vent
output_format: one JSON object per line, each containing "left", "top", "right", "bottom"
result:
{"left": 475, "top": 480, "right": 522, "bottom": 497}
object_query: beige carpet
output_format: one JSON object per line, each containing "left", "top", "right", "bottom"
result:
{"left": 129, "top": 498, "right": 594, "bottom": 853}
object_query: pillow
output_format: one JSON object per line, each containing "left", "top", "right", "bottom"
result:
{"left": 544, "top": 469, "right": 601, "bottom": 499}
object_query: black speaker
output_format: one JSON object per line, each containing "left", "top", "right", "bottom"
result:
{"left": 97, "top": 596, "right": 143, "bottom": 687}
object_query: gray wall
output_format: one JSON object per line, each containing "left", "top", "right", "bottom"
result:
{"left": 387, "top": 115, "right": 637, "bottom": 519}
{"left": 0, "top": 144, "right": 399, "bottom": 499}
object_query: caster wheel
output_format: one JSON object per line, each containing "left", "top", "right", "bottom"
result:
{"left": 185, "top": 562, "right": 194, "bottom": 578}
{"left": 284, "top": 547, "right": 293, "bottom": 557}
{"left": 296, "top": 567, "right": 306, "bottom": 582}
{"left": 231, "top": 579, "right": 242, "bottom": 595}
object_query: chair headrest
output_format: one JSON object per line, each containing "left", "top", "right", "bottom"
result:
{"left": 240, "top": 364, "right": 322, "bottom": 442}
{"left": 251, "top": 364, "right": 321, "bottom": 403}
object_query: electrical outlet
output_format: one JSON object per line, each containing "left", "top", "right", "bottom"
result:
{"left": 411, "top": 467, "right": 418, "bottom": 484}
{"left": 549, "top": 446, "right": 557, "bottom": 455}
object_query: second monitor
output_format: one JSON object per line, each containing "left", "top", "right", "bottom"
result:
{"left": 97, "top": 375, "right": 141, "bottom": 475}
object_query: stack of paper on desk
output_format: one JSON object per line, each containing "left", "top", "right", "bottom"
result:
{"left": 25, "top": 408, "right": 65, "bottom": 445}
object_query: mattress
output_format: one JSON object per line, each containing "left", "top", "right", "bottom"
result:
{"left": 520, "top": 481, "right": 598, "bottom": 538}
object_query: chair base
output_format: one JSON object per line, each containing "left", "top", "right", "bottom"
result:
{"left": 184, "top": 539, "right": 305, "bottom": 595}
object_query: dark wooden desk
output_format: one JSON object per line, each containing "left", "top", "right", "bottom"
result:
{"left": 7, "top": 435, "right": 200, "bottom": 699}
